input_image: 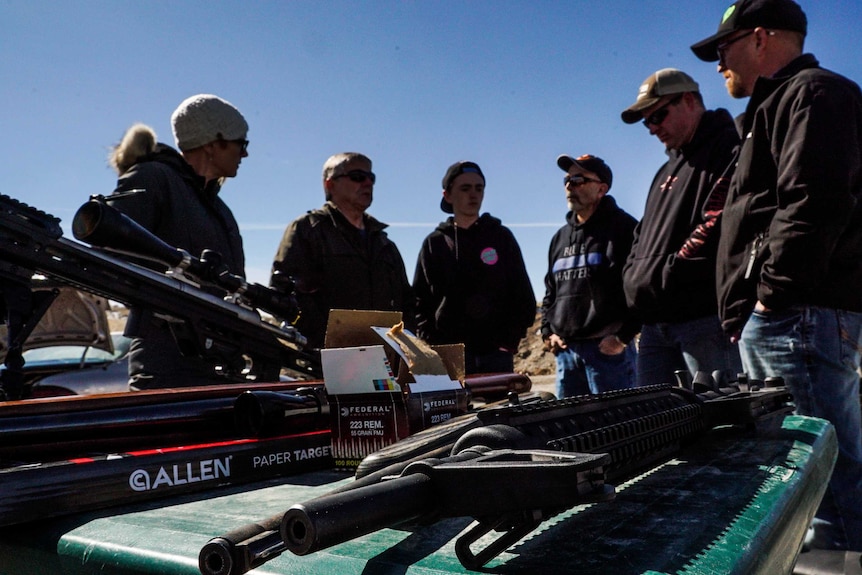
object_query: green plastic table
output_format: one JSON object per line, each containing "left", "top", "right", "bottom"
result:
{"left": 0, "top": 415, "right": 836, "bottom": 575}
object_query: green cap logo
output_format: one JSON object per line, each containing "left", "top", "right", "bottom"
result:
{"left": 721, "top": 4, "right": 737, "bottom": 24}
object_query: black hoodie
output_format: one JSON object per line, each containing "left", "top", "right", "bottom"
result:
{"left": 413, "top": 213, "right": 535, "bottom": 354}
{"left": 541, "top": 196, "right": 639, "bottom": 343}
{"left": 623, "top": 108, "right": 739, "bottom": 324}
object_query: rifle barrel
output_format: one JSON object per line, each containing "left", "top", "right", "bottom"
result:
{"left": 281, "top": 472, "right": 431, "bottom": 555}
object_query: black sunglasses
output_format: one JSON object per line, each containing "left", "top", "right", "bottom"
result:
{"left": 717, "top": 29, "right": 756, "bottom": 64}
{"left": 334, "top": 169, "right": 376, "bottom": 184}
{"left": 642, "top": 94, "right": 683, "bottom": 128}
{"left": 218, "top": 137, "right": 249, "bottom": 152}
{"left": 564, "top": 175, "right": 602, "bottom": 187}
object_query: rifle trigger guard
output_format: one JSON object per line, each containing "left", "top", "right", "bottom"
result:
{"left": 454, "top": 514, "right": 541, "bottom": 570}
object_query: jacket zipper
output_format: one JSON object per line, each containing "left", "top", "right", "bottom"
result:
{"left": 744, "top": 233, "right": 765, "bottom": 280}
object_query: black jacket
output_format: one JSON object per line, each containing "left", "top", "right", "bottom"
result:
{"left": 270, "top": 202, "right": 414, "bottom": 349}
{"left": 413, "top": 213, "right": 536, "bottom": 353}
{"left": 109, "top": 143, "right": 246, "bottom": 388}
{"left": 718, "top": 54, "right": 862, "bottom": 335}
{"left": 110, "top": 144, "right": 244, "bottom": 275}
{"left": 542, "top": 196, "right": 639, "bottom": 343}
{"left": 623, "top": 109, "right": 739, "bottom": 324}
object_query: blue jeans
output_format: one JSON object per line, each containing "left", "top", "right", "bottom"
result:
{"left": 740, "top": 305, "right": 862, "bottom": 551}
{"left": 637, "top": 315, "right": 742, "bottom": 387}
{"left": 555, "top": 339, "right": 637, "bottom": 398}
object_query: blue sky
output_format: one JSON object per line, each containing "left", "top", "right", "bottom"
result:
{"left": 2, "top": 1, "right": 860, "bottom": 301}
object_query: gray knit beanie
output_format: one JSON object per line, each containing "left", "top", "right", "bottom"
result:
{"left": 170, "top": 94, "right": 248, "bottom": 151}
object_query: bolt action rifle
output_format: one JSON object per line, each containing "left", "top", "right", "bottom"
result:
{"left": 199, "top": 375, "right": 793, "bottom": 575}
{"left": 0, "top": 193, "right": 321, "bottom": 397}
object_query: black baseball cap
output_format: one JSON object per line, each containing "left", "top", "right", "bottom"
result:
{"left": 440, "top": 161, "right": 485, "bottom": 213}
{"left": 557, "top": 154, "right": 612, "bottom": 190}
{"left": 691, "top": 0, "right": 807, "bottom": 62}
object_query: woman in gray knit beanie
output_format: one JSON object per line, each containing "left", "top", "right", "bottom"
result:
{"left": 105, "top": 93, "right": 253, "bottom": 390}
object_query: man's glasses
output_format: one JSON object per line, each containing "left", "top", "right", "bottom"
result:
{"left": 716, "top": 29, "right": 755, "bottom": 64}
{"left": 334, "top": 170, "right": 376, "bottom": 184}
{"left": 642, "top": 94, "right": 683, "bottom": 128}
{"left": 564, "top": 175, "right": 601, "bottom": 187}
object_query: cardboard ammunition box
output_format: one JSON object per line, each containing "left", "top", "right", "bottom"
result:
{"left": 322, "top": 310, "right": 468, "bottom": 469}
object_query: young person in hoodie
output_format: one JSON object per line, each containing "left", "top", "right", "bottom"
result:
{"left": 620, "top": 69, "right": 742, "bottom": 387}
{"left": 541, "top": 155, "right": 640, "bottom": 398}
{"left": 413, "top": 161, "right": 535, "bottom": 375}
{"left": 107, "top": 94, "right": 251, "bottom": 390}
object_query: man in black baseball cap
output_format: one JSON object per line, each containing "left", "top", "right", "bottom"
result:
{"left": 692, "top": 0, "right": 862, "bottom": 555}
{"left": 541, "top": 153, "right": 640, "bottom": 398}
{"left": 690, "top": 0, "right": 806, "bottom": 63}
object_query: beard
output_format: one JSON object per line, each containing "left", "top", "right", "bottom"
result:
{"left": 725, "top": 73, "right": 750, "bottom": 99}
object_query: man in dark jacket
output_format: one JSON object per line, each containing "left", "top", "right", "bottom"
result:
{"left": 542, "top": 154, "right": 639, "bottom": 398}
{"left": 270, "top": 153, "right": 414, "bottom": 350}
{"left": 108, "top": 94, "right": 250, "bottom": 389}
{"left": 413, "top": 161, "right": 535, "bottom": 374}
{"left": 692, "top": 0, "right": 862, "bottom": 552}
{"left": 620, "top": 68, "right": 742, "bottom": 387}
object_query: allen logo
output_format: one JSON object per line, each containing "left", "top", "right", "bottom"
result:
{"left": 129, "top": 456, "right": 232, "bottom": 492}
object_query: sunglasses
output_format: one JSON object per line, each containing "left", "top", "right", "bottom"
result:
{"left": 642, "top": 94, "right": 683, "bottom": 128}
{"left": 218, "top": 137, "right": 249, "bottom": 152}
{"left": 564, "top": 175, "right": 602, "bottom": 187}
{"left": 717, "top": 29, "right": 755, "bottom": 64}
{"left": 335, "top": 169, "right": 376, "bottom": 184}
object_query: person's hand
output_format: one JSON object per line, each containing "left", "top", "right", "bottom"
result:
{"left": 598, "top": 335, "right": 626, "bottom": 355}
{"left": 754, "top": 300, "right": 771, "bottom": 313}
{"left": 544, "top": 333, "right": 567, "bottom": 353}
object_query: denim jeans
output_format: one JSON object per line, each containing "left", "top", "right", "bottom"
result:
{"left": 555, "top": 339, "right": 637, "bottom": 398}
{"left": 740, "top": 305, "right": 862, "bottom": 551}
{"left": 637, "top": 315, "right": 742, "bottom": 387}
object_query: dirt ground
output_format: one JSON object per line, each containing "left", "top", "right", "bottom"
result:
{"left": 513, "top": 309, "right": 555, "bottom": 376}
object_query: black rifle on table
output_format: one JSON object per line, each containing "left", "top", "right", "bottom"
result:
{"left": 199, "top": 375, "right": 793, "bottom": 575}
{"left": 0, "top": 193, "right": 321, "bottom": 399}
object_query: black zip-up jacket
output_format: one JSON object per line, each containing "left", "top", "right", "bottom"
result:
{"left": 717, "top": 54, "right": 862, "bottom": 336}
{"left": 270, "top": 202, "right": 414, "bottom": 350}
{"left": 623, "top": 109, "right": 739, "bottom": 324}
{"left": 111, "top": 144, "right": 245, "bottom": 274}
{"left": 541, "top": 196, "right": 640, "bottom": 343}
{"left": 110, "top": 143, "right": 246, "bottom": 388}
{"left": 413, "top": 213, "right": 536, "bottom": 354}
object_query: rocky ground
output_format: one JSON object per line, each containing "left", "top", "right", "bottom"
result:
{"left": 513, "top": 309, "right": 555, "bottom": 376}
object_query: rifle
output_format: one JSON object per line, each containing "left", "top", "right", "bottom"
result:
{"left": 0, "top": 194, "right": 321, "bottom": 393}
{"left": 199, "top": 376, "right": 793, "bottom": 574}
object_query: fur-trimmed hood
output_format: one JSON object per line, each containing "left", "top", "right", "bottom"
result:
{"left": 109, "top": 123, "right": 158, "bottom": 175}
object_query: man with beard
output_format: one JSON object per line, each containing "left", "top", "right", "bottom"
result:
{"left": 692, "top": 0, "right": 862, "bottom": 552}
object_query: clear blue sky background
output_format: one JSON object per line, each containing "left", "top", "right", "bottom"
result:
{"left": 3, "top": 1, "right": 860, "bottom": 301}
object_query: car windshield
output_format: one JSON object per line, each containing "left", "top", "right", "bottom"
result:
{"left": 21, "top": 334, "right": 131, "bottom": 367}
